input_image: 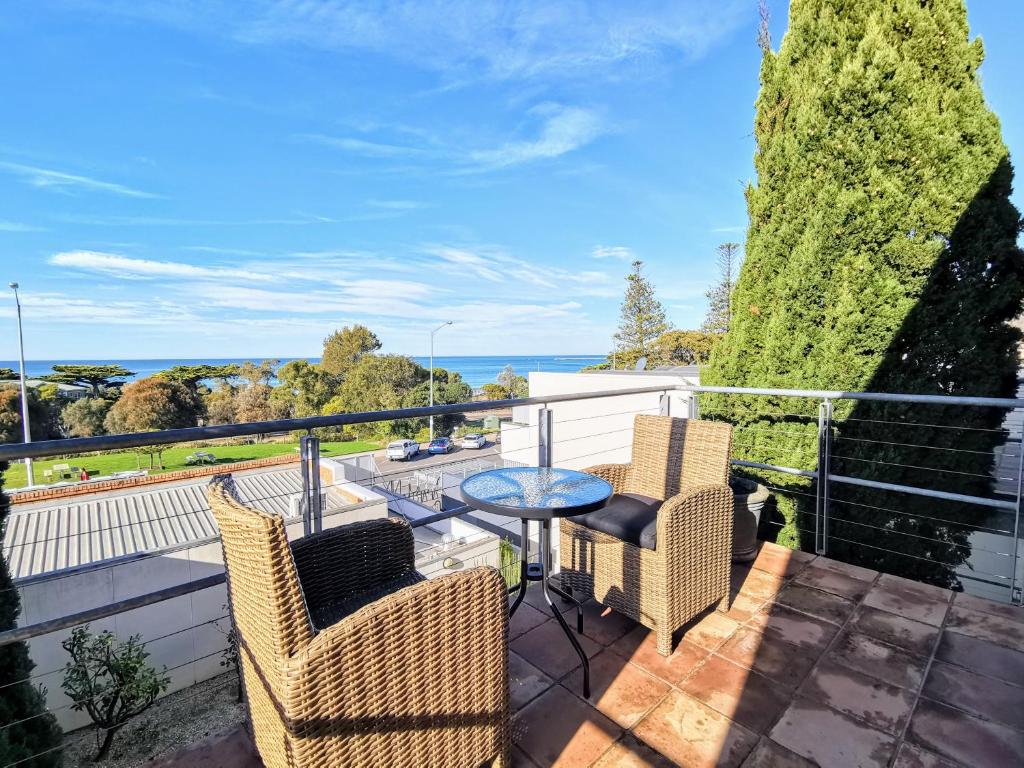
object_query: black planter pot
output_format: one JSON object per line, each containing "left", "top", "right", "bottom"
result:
{"left": 730, "top": 477, "right": 770, "bottom": 563}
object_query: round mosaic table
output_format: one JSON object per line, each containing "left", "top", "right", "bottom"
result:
{"left": 461, "top": 467, "right": 613, "bottom": 697}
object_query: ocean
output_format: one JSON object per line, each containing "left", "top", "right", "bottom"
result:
{"left": 0, "top": 355, "right": 606, "bottom": 390}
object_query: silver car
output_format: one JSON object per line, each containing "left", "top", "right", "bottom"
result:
{"left": 460, "top": 433, "right": 486, "bottom": 449}
{"left": 386, "top": 439, "right": 419, "bottom": 461}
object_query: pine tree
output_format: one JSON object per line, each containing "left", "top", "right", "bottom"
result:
{"left": 613, "top": 260, "right": 669, "bottom": 367}
{"left": 704, "top": 0, "right": 1024, "bottom": 588}
{"left": 702, "top": 243, "right": 742, "bottom": 335}
{"left": 0, "top": 462, "right": 63, "bottom": 766}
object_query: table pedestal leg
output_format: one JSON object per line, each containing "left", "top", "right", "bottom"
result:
{"left": 539, "top": 520, "right": 590, "bottom": 698}
{"left": 508, "top": 518, "right": 529, "bottom": 616}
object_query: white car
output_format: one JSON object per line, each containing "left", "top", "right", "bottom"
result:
{"left": 460, "top": 433, "right": 486, "bottom": 450}
{"left": 386, "top": 439, "right": 419, "bottom": 461}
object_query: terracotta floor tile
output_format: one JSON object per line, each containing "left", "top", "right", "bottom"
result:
{"left": 740, "top": 738, "right": 818, "bottom": 768}
{"left": 731, "top": 566, "right": 787, "bottom": 600}
{"left": 849, "top": 606, "right": 940, "bottom": 656}
{"left": 934, "top": 629, "right": 1024, "bottom": 686}
{"left": 907, "top": 698, "right": 1024, "bottom": 768}
{"left": 579, "top": 601, "right": 637, "bottom": 647}
{"left": 802, "top": 658, "right": 915, "bottom": 735}
{"left": 794, "top": 564, "right": 872, "bottom": 601}
{"left": 773, "top": 583, "right": 857, "bottom": 625}
{"left": 609, "top": 626, "right": 709, "bottom": 686}
{"left": 828, "top": 630, "right": 928, "bottom": 690}
{"left": 565, "top": 650, "right": 669, "bottom": 729}
{"left": 747, "top": 603, "right": 841, "bottom": 652}
{"left": 510, "top": 651, "right": 556, "bottom": 711}
{"left": 717, "top": 626, "right": 818, "bottom": 690}
{"left": 511, "top": 618, "right": 602, "bottom": 681}
{"left": 633, "top": 690, "right": 759, "bottom": 768}
{"left": 945, "top": 603, "right": 1024, "bottom": 652}
{"left": 511, "top": 602, "right": 552, "bottom": 640}
{"left": 750, "top": 542, "right": 815, "bottom": 579}
{"left": 682, "top": 654, "right": 791, "bottom": 734}
{"left": 809, "top": 557, "right": 878, "bottom": 583}
{"left": 921, "top": 660, "right": 1024, "bottom": 731}
{"left": 770, "top": 696, "right": 897, "bottom": 767}
{"left": 953, "top": 591, "right": 1024, "bottom": 625}
{"left": 892, "top": 742, "right": 964, "bottom": 768}
{"left": 718, "top": 592, "right": 769, "bottom": 623}
{"left": 680, "top": 611, "right": 742, "bottom": 651}
{"left": 591, "top": 734, "right": 675, "bottom": 768}
{"left": 862, "top": 575, "right": 950, "bottom": 627}
{"left": 514, "top": 684, "right": 622, "bottom": 768}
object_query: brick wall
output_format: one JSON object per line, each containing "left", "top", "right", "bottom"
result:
{"left": 10, "top": 453, "right": 301, "bottom": 505}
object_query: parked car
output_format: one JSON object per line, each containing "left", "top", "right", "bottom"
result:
{"left": 460, "top": 433, "right": 486, "bottom": 449}
{"left": 427, "top": 437, "right": 455, "bottom": 454}
{"left": 386, "top": 439, "right": 419, "bottom": 461}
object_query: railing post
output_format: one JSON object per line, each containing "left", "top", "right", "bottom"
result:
{"left": 299, "top": 433, "right": 323, "bottom": 536}
{"left": 815, "top": 399, "right": 833, "bottom": 555}
{"left": 538, "top": 407, "right": 552, "bottom": 468}
{"left": 687, "top": 392, "right": 699, "bottom": 420}
{"left": 1011, "top": 422, "right": 1024, "bottom": 605}
{"left": 659, "top": 391, "right": 671, "bottom": 417}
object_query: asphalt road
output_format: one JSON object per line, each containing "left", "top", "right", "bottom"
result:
{"left": 374, "top": 440, "right": 501, "bottom": 479}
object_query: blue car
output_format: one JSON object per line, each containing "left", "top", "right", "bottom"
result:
{"left": 427, "top": 437, "right": 454, "bottom": 454}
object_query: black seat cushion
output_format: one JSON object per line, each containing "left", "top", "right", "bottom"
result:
{"left": 305, "top": 570, "right": 426, "bottom": 630}
{"left": 570, "top": 493, "right": 662, "bottom": 550}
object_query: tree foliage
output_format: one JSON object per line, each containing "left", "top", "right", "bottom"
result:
{"left": 0, "top": 462, "right": 63, "bottom": 767}
{"left": 46, "top": 364, "right": 134, "bottom": 395}
{"left": 0, "top": 369, "right": 17, "bottom": 381}
{"left": 104, "top": 378, "right": 201, "bottom": 434}
{"left": 613, "top": 260, "right": 669, "bottom": 366}
{"left": 702, "top": 243, "right": 742, "bottom": 335}
{"left": 236, "top": 360, "right": 278, "bottom": 387}
{"left": 704, "top": 0, "right": 1024, "bottom": 588}
{"left": 0, "top": 388, "right": 61, "bottom": 443}
{"left": 61, "top": 626, "right": 169, "bottom": 761}
{"left": 320, "top": 325, "right": 381, "bottom": 377}
{"left": 274, "top": 360, "right": 337, "bottom": 417}
{"left": 331, "top": 355, "right": 427, "bottom": 439}
{"left": 404, "top": 368, "right": 472, "bottom": 436}
{"left": 61, "top": 397, "right": 113, "bottom": 438}
{"left": 156, "top": 364, "right": 241, "bottom": 392}
{"left": 651, "top": 330, "right": 720, "bottom": 366}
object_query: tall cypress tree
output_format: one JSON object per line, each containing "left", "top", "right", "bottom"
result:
{"left": 0, "top": 461, "right": 63, "bottom": 766}
{"left": 705, "top": 0, "right": 1024, "bottom": 588}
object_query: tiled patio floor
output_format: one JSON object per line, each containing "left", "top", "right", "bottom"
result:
{"left": 163, "top": 542, "right": 1024, "bottom": 767}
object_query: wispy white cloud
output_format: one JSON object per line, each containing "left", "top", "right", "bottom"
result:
{"left": 426, "top": 246, "right": 505, "bottom": 282}
{"left": 50, "top": 251, "right": 275, "bottom": 282}
{"left": 0, "top": 220, "right": 44, "bottom": 232}
{"left": 306, "top": 103, "right": 604, "bottom": 173}
{"left": 591, "top": 245, "right": 634, "bottom": 261}
{"left": 366, "top": 199, "right": 428, "bottom": 210}
{"left": 87, "top": 1, "right": 747, "bottom": 83}
{"left": 0, "top": 161, "right": 159, "bottom": 199}
{"left": 467, "top": 105, "right": 604, "bottom": 170}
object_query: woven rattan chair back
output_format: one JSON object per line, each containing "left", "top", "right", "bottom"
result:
{"left": 625, "top": 415, "right": 732, "bottom": 499}
{"left": 207, "top": 475, "right": 313, "bottom": 686}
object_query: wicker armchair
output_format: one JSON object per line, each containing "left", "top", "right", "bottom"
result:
{"left": 559, "top": 415, "right": 733, "bottom": 656}
{"left": 207, "top": 475, "right": 509, "bottom": 768}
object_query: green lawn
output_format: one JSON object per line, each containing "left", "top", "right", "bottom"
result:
{"left": 1, "top": 440, "right": 381, "bottom": 489}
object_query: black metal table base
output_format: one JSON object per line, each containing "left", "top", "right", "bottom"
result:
{"left": 508, "top": 518, "right": 590, "bottom": 698}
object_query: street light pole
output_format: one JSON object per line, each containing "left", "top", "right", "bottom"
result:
{"left": 9, "top": 283, "right": 33, "bottom": 486}
{"left": 429, "top": 321, "right": 453, "bottom": 442}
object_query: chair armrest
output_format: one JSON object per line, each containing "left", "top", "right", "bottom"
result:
{"left": 282, "top": 567, "right": 510, "bottom": 751}
{"left": 290, "top": 517, "right": 416, "bottom": 612}
{"left": 582, "top": 463, "right": 630, "bottom": 494}
{"left": 656, "top": 484, "right": 734, "bottom": 560}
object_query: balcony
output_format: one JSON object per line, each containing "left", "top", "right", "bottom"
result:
{"left": 1, "top": 376, "right": 1022, "bottom": 767}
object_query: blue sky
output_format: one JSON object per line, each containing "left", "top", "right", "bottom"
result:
{"left": 1, "top": 1, "right": 1022, "bottom": 360}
